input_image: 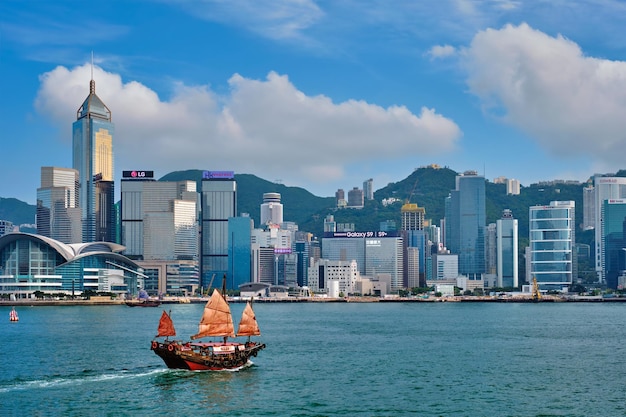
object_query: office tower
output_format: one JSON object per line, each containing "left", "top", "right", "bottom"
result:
{"left": 496, "top": 209, "right": 518, "bottom": 288}
{"left": 402, "top": 199, "right": 427, "bottom": 285}
{"left": 120, "top": 173, "right": 199, "bottom": 295}
{"left": 401, "top": 203, "right": 425, "bottom": 231}
{"left": 200, "top": 171, "right": 236, "bottom": 288}
{"left": 308, "top": 259, "right": 358, "bottom": 295}
{"left": 36, "top": 167, "right": 81, "bottom": 244}
{"left": 251, "top": 245, "right": 275, "bottom": 285}
{"left": 335, "top": 189, "right": 345, "bottom": 207}
{"left": 593, "top": 176, "right": 626, "bottom": 283}
{"left": 228, "top": 215, "right": 253, "bottom": 290}
{"left": 529, "top": 201, "right": 575, "bottom": 290}
{"left": 322, "top": 231, "right": 403, "bottom": 290}
{"left": 444, "top": 171, "right": 486, "bottom": 279}
{"left": 324, "top": 214, "right": 337, "bottom": 233}
{"left": 431, "top": 253, "right": 459, "bottom": 281}
{"left": 486, "top": 223, "right": 497, "bottom": 275}
{"left": 363, "top": 178, "right": 374, "bottom": 200}
{"left": 582, "top": 186, "right": 595, "bottom": 230}
{"left": 121, "top": 176, "right": 197, "bottom": 260}
{"left": 72, "top": 74, "right": 115, "bottom": 243}
{"left": 601, "top": 199, "right": 626, "bottom": 289}
{"left": 260, "top": 192, "right": 283, "bottom": 226}
{"left": 347, "top": 187, "right": 364, "bottom": 208}
{"left": 294, "top": 232, "right": 313, "bottom": 287}
{"left": 406, "top": 246, "right": 420, "bottom": 288}
{"left": 0, "top": 220, "right": 15, "bottom": 237}
{"left": 506, "top": 179, "right": 520, "bottom": 195}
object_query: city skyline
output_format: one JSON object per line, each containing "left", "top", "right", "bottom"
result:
{"left": 3, "top": 1, "right": 626, "bottom": 204}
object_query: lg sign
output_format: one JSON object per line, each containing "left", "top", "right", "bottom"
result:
{"left": 122, "top": 170, "right": 154, "bottom": 179}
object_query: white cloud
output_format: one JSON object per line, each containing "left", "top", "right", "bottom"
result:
{"left": 34, "top": 64, "right": 461, "bottom": 191}
{"left": 428, "top": 44, "right": 457, "bottom": 59}
{"left": 168, "top": 0, "right": 323, "bottom": 41}
{"left": 463, "top": 22, "right": 626, "bottom": 166}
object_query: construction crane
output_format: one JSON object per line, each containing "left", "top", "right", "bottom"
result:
{"left": 531, "top": 277, "right": 542, "bottom": 302}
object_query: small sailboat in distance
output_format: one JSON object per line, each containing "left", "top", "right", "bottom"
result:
{"left": 9, "top": 307, "right": 18, "bottom": 322}
{"left": 151, "top": 276, "right": 265, "bottom": 371}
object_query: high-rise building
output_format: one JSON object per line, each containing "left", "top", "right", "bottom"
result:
{"left": 228, "top": 215, "right": 253, "bottom": 290}
{"left": 200, "top": 171, "right": 236, "bottom": 289}
{"left": 582, "top": 185, "right": 595, "bottom": 230}
{"left": 36, "top": 167, "right": 81, "bottom": 244}
{"left": 347, "top": 187, "right": 364, "bottom": 208}
{"left": 294, "top": 232, "right": 314, "bottom": 287}
{"left": 363, "top": 178, "right": 374, "bottom": 200}
{"left": 401, "top": 203, "right": 425, "bottom": 231}
{"left": 485, "top": 223, "right": 497, "bottom": 275}
{"left": 601, "top": 199, "right": 626, "bottom": 289}
{"left": 529, "top": 201, "right": 575, "bottom": 290}
{"left": 72, "top": 75, "right": 115, "bottom": 243}
{"left": 335, "top": 189, "right": 345, "bottom": 208}
{"left": 506, "top": 179, "right": 520, "bottom": 195}
{"left": 260, "top": 192, "right": 283, "bottom": 226}
{"left": 445, "top": 171, "right": 486, "bottom": 279}
{"left": 120, "top": 173, "right": 197, "bottom": 260}
{"left": 593, "top": 175, "right": 626, "bottom": 283}
{"left": 120, "top": 172, "right": 199, "bottom": 295}
{"left": 0, "top": 220, "right": 16, "bottom": 237}
{"left": 496, "top": 209, "right": 518, "bottom": 288}
{"left": 322, "top": 231, "right": 403, "bottom": 290}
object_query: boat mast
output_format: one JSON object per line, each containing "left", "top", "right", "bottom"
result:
{"left": 222, "top": 274, "right": 228, "bottom": 344}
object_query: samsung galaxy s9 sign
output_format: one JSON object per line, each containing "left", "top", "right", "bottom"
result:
{"left": 122, "top": 170, "right": 154, "bottom": 179}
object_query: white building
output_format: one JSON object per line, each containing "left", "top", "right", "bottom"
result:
{"left": 496, "top": 209, "right": 518, "bottom": 288}
{"left": 506, "top": 179, "right": 521, "bottom": 195}
{"left": 260, "top": 192, "right": 283, "bottom": 225}
{"left": 307, "top": 259, "right": 359, "bottom": 295}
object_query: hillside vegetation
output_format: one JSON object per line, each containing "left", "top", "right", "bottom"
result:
{"left": 4, "top": 168, "right": 625, "bottom": 245}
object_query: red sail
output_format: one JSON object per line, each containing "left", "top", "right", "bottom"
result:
{"left": 191, "top": 289, "right": 235, "bottom": 340}
{"left": 236, "top": 302, "right": 261, "bottom": 337}
{"left": 157, "top": 310, "right": 176, "bottom": 337}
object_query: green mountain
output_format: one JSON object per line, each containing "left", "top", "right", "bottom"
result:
{"left": 159, "top": 167, "right": 592, "bottom": 241}
{"left": 0, "top": 198, "right": 36, "bottom": 227}
{"left": 4, "top": 167, "right": 624, "bottom": 244}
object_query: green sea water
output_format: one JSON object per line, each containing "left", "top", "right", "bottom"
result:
{"left": 1, "top": 302, "right": 625, "bottom": 416}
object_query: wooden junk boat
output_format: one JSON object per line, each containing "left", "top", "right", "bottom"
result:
{"left": 151, "top": 284, "right": 265, "bottom": 371}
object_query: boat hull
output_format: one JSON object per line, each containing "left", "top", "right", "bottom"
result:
{"left": 151, "top": 340, "right": 265, "bottom": 371}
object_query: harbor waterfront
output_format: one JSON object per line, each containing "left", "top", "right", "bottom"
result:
{"left": 2, "top": 302, "right": 626, "bottom": 416}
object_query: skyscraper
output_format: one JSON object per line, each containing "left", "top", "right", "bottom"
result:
{"left": 529, "top": 201, "right": 575, "bottom": 290}
{"left": 363, "top": 178, "right": 374, "bottom": 200}
{"left": 36, "top": 166, "right": 81, "bottom": 244}
{"left": 72, "top": 74, "right": 115, "bottom": 243}
{"left": 260, "top": 192, "right": 283, "bottom": 226}
{"left": 601, "top": 199, "right": 626, "bottom": 289}
{"left": 593, "top": 175, "right": 626, "bottom": 283}
{"left": 496, "top": 209, "right": 518, "bottom": 288}
{"left": 200, "top": 171, "right": 236, "bottom": 289}
{"left": 445, "top": 171, "right": 486, "bottom": 279}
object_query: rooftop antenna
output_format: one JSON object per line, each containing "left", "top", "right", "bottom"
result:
{"left": 90, "top": 51, "right": 95, "bottom": 94}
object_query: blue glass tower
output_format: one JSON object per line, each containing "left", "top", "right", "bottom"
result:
{"left": 602, "top": 199, "right": 626, "bottom": 289}
{"left": 445, "top": 171, "right": 486, "bottom": 278}
{"left": 72, "top": 76, "right": 115, "bottom": 243}
{"left": 228, "top": 216, "right": 253, "bottom": 291}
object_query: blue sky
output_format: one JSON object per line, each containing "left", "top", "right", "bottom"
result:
{"left": 2, "top": 0, "right": 626, "bottom": 205}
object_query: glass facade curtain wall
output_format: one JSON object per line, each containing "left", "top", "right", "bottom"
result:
{"left": 529, "top": 201, "right": 575, "bottom": 289}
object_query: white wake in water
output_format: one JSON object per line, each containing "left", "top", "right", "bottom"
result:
{"left": 0, "top": 368, "right": 169, "bottom": 393}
